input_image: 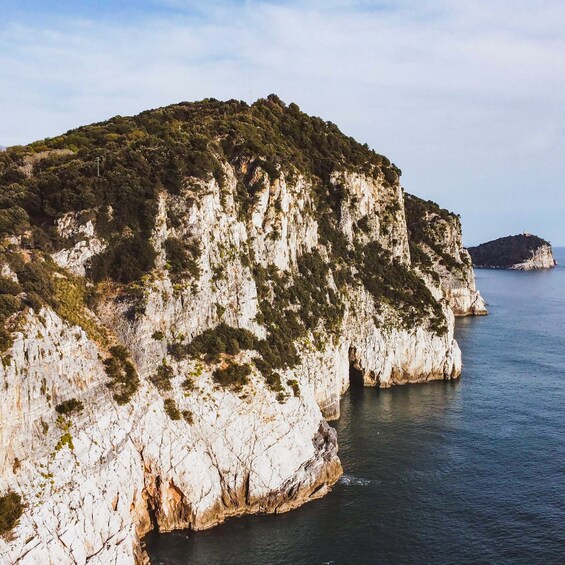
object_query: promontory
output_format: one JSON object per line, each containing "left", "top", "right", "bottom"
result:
{"left": 1, "top": 95, "right": 485, "bottom": 563}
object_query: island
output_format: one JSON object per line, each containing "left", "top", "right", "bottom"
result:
{"left": 468, "top": 233, "right": 556, "bottom": 270}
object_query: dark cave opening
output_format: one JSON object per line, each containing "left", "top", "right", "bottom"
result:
{"left": 349, "top": 362, "right": 365, "bottom": 387}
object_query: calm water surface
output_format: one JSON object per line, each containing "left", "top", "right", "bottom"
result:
{"left": 146, "top": 249, "right": 565, "bottom": 564}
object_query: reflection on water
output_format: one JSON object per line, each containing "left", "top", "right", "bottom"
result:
{"left": 146, "top": 249, "right": 565, "bottom": 564}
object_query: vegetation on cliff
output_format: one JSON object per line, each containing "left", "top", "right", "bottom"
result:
{"left": 468, "top": 234, "right": 552, "bottom": 268}
{"left": 0, "top": 96, "right": 457, "bottom": 399}
{"left": 0, "top": 491, "right": 23, "bottom": 536}
{"left": 404, "top": 194, "right": 467, "bottom": 275}
{"left": 0, "top": 95, "right": 398, "bottom": 284}
{"left": 103, "top": 345, "right": 139, "bottom": 404}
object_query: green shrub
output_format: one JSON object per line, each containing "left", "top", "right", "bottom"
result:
{"left": 287, "top": 379, "right": 300, "bottom": 397}
{"left": 54, "top": 432, "right": 74, "bottom": 451}
{"left": 150, "top": 363, "right": 174, "bottom": 391}
{"left": 0, "top": 275, "right": 24, "bottom": 351}
{"left": 104, "top": 345, "right": 139, "bottom": 404}
{"left": 182, "top": 377, "right": 195, "bottom": 391}
{"left": 0, "top": 491, "right": 23, "bottom": 536}
{"left": 13, "top": 261, "right": 57, "bottom": 308}
{"left": 22, "top": 291, "right": 43, "bottom": 312}
{"left": 213, "top": 362, "right": 251, "bottom": 391}
{"left": 170, "top": 323, "right": 258, "bottom": 362}
{"left": 164, "top": 398, "right": 181, "bottom": 420}
{"left": 276, "top": 392, "right": 287, "bottom": 403}
{"left": 0, "top": 294, "right": 21, "bottom": 320}
{"left": 55, "top": 398, "right": 84, "bottom": 415}
{"left": 357, "top": 216, "right": 370, "bottom": 233}
{"left": 0, "top": 276, "right": 21, "bottom": 295}
{"left": 164, "top": 237, "right": 201, "bottom": 279}
{"left": 88, "top": 235, "right": 157, "bottom": 284}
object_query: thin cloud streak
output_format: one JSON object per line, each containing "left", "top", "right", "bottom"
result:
{"left": 0, "top": 0, "right": 564, "bottom": 244}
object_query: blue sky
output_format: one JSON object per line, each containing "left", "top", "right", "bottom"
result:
{"left": 1, "top": 0, "right": 564, "bottom": 245}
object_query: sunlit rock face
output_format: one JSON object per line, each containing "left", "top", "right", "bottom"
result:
{"left": 0, "top": 98, "right": 484, "bottom": 564}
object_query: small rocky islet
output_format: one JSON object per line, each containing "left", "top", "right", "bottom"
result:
{"left": 468, "top": 233, "right": 556, "bottom": 270}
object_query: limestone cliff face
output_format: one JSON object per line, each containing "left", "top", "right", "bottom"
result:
{"left": 508, "top": 244, "right": 556, "bottom": 270}
{"left": 404, "top": 194, "right": 487, "bottom": 316}
{"left": 0, "top": 98, "right": 484, "bottom": 564}
{"left": 0, "top": 309, "right": 340, "bottom": 564}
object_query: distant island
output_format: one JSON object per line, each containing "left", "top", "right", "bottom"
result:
{"left": 468, "top": 233, "right": 556, "bottom": 270}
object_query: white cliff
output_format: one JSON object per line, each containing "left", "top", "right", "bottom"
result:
{"left": 52, "top": 213, "right": 107, "bottom": 276}
{"left": 0, "top": 98, "right": 485, "bottom": 564}
{"left": 509, "top": 244, "right": 556, "bottom": 270}
{"left": 404, "top": 194, "right": 487, "bottom": 316}
{"left": 0, "top": 309, "right": 340, "bottom": 564}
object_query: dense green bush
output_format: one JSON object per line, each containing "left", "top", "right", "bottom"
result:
{"left": 150, "top": 363, "right": 174, "bottom": 391}
{"left": 287, "top": 379, "right": 300, "bottom": 397}
{"left": 212, "top": 362, "right": 251, "bottom": 391}
{"left": 88, "top": 235, "right": 157, "bottom": 284}
{"left": 182, "top": 376, "right": 195, "bottom": 391}
{"left": 55, "top": 398, "right": 84, "bottom": 415}
{"left": 164, "top": 398, "right": 181, "bottom": 420}
{"left": 104, "top": 345, "right": 139, "bottom": 404}
{"left": 357, "top": 216, "right": 370, "bottom": 233}
{"left": 164, "top": 237, "right": 201, "bottom": 279}
{"left": 0, "top": 253, "right": 64, "bottom": 351}
{"left": 169, "top": 323, "right": 258, "bottom": 362}
{"left": 0, "top": 276, "right": 20, "bottom": 296}
{"left": 0, "top": 491, "right": 23, "bottom": 536}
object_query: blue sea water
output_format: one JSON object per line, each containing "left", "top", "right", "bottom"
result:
{"left": 145, "top": 249, "right": 565, "bottom": 564}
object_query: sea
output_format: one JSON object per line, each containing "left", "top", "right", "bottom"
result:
{"left": 145, "top": 248, "right": 565, "bottom": 564}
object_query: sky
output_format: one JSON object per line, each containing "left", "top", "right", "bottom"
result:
{"left": 1, "top": 0, "right": 564, "bottom": 245}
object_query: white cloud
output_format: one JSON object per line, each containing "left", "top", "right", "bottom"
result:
{"left": 0, "top": 0, "right": 564, "bottom": 244}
